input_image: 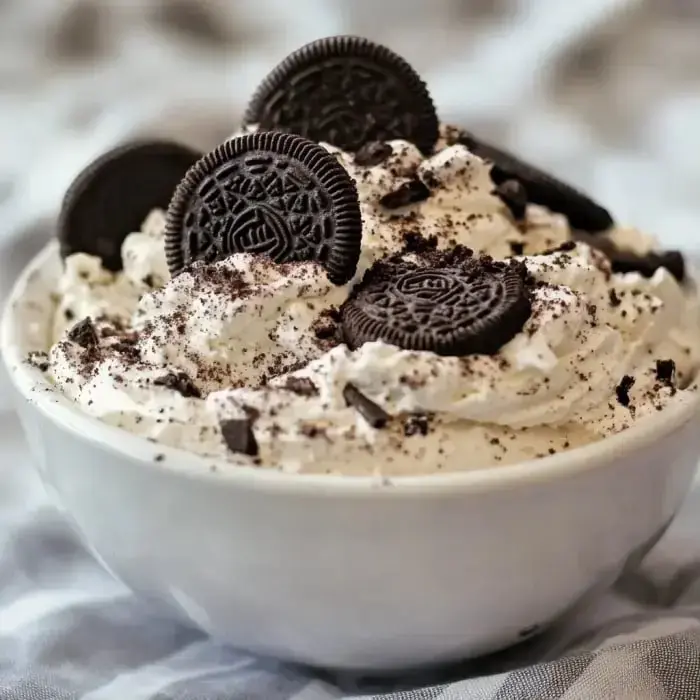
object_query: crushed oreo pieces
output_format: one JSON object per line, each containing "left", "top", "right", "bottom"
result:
{"left": 354, "top": 141, "right": 393, "bottom": 167}
{"left": 67, "top": 317, "right": 98, "bottom": 349}
{"left": 153, "top": 370, "right": 202, "bottom": 398}
{"left": 343, "top": 383, "right": 390, "bottom": 428}
{"left": 508, "top": 241, "right": 525, "bottom": 256}
{"left": 313, "top": 320, "right": 337, "bottom": 341}
{"left": 27, "top": 351, "right": 50, "bottom": 372}
{"left": 380, "top": 179, "right": 431, "bottom": 209}
{"left": 404, "top": 413, "right": 432, "bottom": 437}
{"left": 616, "top": 375, "right": 636, "bottom": 407}
{"left": 401, "top": 231, "right": 438, "bottom": 255}
{"left": 283, "top": 376, "right": 319, "bottom": 397}
{"left": 608, "top": 288, "right": 621, "bottom": 308}
{"left": 312, "top": 306, "right": 342, "bottom": 345}
{"left": 111, "top": 341, "right": 141, "bottom": 361}
{"left": 220, "top": 417, "right": 259, "bottom": 456}
{"left": 542, "top": 240, "right": 576, "bottom": 256}
{"left": 655, "top": 359, "right": 676, "bottom": 387}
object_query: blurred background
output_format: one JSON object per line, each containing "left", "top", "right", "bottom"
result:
{"left": 2, "top": 0, "right": 700, "bottom": 291}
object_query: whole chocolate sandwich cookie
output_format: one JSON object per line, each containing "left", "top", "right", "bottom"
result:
{"left": 244, "top": 36, "right": 439, "bottom": 154}
{"left": 341, "top": 251, "right": 532, "bottom": 356}
{"left": 165, "top": 132, "right": 362, "bottom": 285}
{"left": 28, "top": 34, "right": 700, "bottom": 476}
{"left": 58, "top": 140, "right": 202, "bottom": 272}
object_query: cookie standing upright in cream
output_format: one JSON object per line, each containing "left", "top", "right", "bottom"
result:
{"left": 29, "top": 36, "right": 700, "bottom": 475}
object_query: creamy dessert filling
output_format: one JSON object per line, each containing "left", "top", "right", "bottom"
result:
{"left": 22, "top": 36, "right": 700, "bottom": 475}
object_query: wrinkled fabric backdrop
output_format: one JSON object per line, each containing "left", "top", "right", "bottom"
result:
{"left": 3, "top": 1, "right": 700, "bottom": 698}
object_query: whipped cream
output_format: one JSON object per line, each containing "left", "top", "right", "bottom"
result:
{"left": 42, "top": 126, "right": 700, "bottom": 475}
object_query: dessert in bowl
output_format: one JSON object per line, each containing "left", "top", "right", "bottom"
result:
{"left": 3, "top": 36, "right": 700, "bottom": 670}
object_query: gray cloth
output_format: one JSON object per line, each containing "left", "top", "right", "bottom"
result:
{"left": 2, "top": 416, "right": 700, "bottom": 700}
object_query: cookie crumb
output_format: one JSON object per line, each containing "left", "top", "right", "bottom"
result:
{"left": 154, "top": 371, "right": 202, "bottom": 398}
{"left": 68, "top": 317, "right": 98, "bottom": 348}
{"left": 27, "top": 351, "right": 50, "bottom": 372}
{"left": 616, "top": 375, "right": 635, "bottom": 407}
{"left": 655, "top": 359, "right": 676, "bottom": 386}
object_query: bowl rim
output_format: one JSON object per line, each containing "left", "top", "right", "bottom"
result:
{"left": 3, "top": 241, "right": 700, "bottom": 496}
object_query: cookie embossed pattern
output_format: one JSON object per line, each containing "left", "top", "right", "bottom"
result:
{"left": 165, "top": 132, "right": 363, "bottom": 284}
{"left": 4, "top": 34, "right": 700, "bottom": 671}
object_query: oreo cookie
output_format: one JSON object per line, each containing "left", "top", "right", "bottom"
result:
{"left": 459, "top": 131, "right": 613, "bottom": 233}
{"left": 243, "top": 36, "right": 439, "bottom": 154}
{"left": 165, "top": 132, "right": 362, "bottom": 285}
{"left": 58, "top": 140, "right": 202, "bottom": 271}
{"left": 494, "top": 179, "right": 527, "bottom": 220}
{"left": 575, "top": 231, "right": 685, "bottom": 281}
{"left": 609, "top": 249, "right": 685, "bottom": 282}
{"left": 341, "top": 255, "right": 532, "bottom": 356}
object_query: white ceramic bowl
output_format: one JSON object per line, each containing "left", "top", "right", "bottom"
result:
{"left": 3, "top": 242, "right": 700, "bottom": 671}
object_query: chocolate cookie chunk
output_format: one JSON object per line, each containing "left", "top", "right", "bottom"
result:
{"left": 220, "top": 418, "right": 259, "bottom": 457}
{"left": 380, "top": 179, "right": 431, "bottom": 209}
{"left": 67, "top": 317, "right": 98, "bottom": 348}
{"left": 243, "top": 36, "right": 439, "bottom": 154}
{"left": 58, "top": 140, "right": 202, "bottom": 271}
{"left": 153, "top": 370, "right": 201, "bottom": 398}
{"left": 459, "top": 131, "right": 613, "bottom": 233}
{"left": 165, "top": 132, "right": 363, "bottom": 285}
{"left": 575, "top": 231, "right": 685, "bottom": 281}
{"left": 341, "top": 256, "right": 532, "bottom": 356}
{"left": 495, "top": 179, "right": 528, "bottom": 220}
{"left": 354, "top": 141, "right": 393, "bottom": 167}
{"left": 609, "top": 249, "right": 685, "bottom": 282}
{"left": 343, "top": 383, "right": 390, "bottom": 428}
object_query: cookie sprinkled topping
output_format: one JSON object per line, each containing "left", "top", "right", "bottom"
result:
{"left": 67, "top": 317, "right": 98, "bottom": 349}
{"left": 341, "top": 253, "right": 532, "bottom": 356}
{"left": 244, "top": 36, "right": 439, "bottom": 154}
{"left": 165, "top": 132, "right": 362, "bottom": 285}
{"left": 343, "top": 382, "right": 390, "bottom": 428}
